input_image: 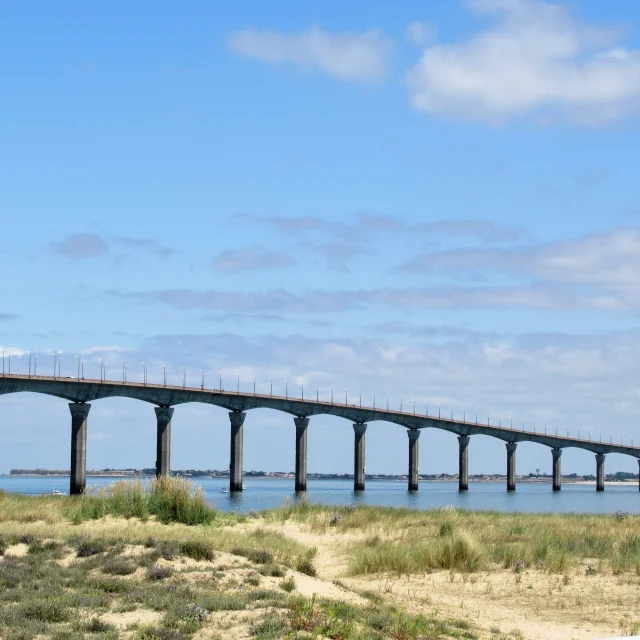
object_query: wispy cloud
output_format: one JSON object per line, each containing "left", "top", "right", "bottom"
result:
{"left": 112, "top": 237, "right": 173, "bottom": 258}
{"left": 227, "top": 25, "right": 392, "bottom": 83}
{"left": 49, "top": 234, "right": 173, "bottom": 261}
{"left": 50, "top": 234, "right": 109, "bottom": 260}
{"left": 406, "top": 0, "right": 640, "bottom": 125}
{"left": 406, "top": 21, "right": 437, "bottom": 47}
{"left": 236, "top": 212, "right": 522, "bottom": 242}
{"left": 212, "top": 246, "right": 297, "bottom": 272}
{"left": 109, "top": 281, "right": 627, "bottom": 313}
{"left": 396, "top": 227, "right": 640, "bottom": 290}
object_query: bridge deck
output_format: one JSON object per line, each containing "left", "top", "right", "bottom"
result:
{"left": 1, "top": 373, "right": 638, "bottom": 458}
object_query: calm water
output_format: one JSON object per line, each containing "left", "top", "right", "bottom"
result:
{"left": 1, "top": 476, "right": 638, "bottom": 514}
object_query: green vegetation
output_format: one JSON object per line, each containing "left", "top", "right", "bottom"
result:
{"left": 252, "top": 595, "right": 479, "bottom": 639}
{"left": 68, "top": 477, "right": 217, "bottom": 525}
{"left": 3, "top": 479, "right": 640, "bottom": 638}
{"left": 0, "top": 530, "right": 480, "bottom": 640}
{"left": 266, "top": 502, "right": 640, "bottom": 575}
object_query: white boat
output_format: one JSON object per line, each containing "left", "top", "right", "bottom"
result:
{"left": 49, "top": 489, "right": 64, "bottom": 496}
{"left": 220, "top": 488, "right": 229, "bottom": 493}
{"left": 242, "top": 485, "right": 247, "bottom": 490}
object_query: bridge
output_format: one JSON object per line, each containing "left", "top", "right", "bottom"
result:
{"left": 1, "top": 373, "right": 639, "bottom": 495}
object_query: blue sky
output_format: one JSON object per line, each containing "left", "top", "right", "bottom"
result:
{"left": 2, "top": 0, "right": 640, "bottom": 477}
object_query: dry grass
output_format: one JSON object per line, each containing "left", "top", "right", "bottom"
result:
{"left": 265, "top": 503, "right": 640, "bottom": 575}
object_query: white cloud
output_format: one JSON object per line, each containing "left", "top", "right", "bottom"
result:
{"left": 406, "top": 0, "right": 640, "bottom": 124}
{"left": 406, "top": 21, "right": 437, "bottom": 46}
{"left": 228, "top": 25, "right": 392, "bottom": 83}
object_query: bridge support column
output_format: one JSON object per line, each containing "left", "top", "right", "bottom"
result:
{"left": 408, "top": 429, "right": 420, "bottom": 491}
{"left": 596, "top": 453, "right": 605, "bottom": 492}
{"left": 506, "top": 442, "right": 517, "bottom": 492}
{"left": 458, "top": 436, "right": 469, "bottom": 491}
{"left": 155, "top": 406, "right": 174, "bottom": 478}
{"left": 229, "top": 411, "right": 246, "bottom": 492}
{"left": 551, "top": 448, "right": 562, "bottom": 491}
{"left": 353, "top": 423, "right": 367, "bottom": 491}
{"left": 69, "top": 403, "right": 90, "bottom": 495}
{"left": 294, "top": 417, "right": 309, "bottom": 492}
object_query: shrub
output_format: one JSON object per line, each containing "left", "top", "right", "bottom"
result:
{"left": 280, "top": 576, "right": 296, "bottom": 593}
{"left": 153, "top": 540, "right": 179, "bottom": 561}
{"left": 432, "top": 532, "right": 483, "bottom": 572}
{"left": 179, "top": 540, "right": 214, "bottom": 562}
{"left": 83, "top": 617, "right": 114, "bottom": 632}
{"left": 244, "top": 571, "right": 261, "bottom": 586}
{"left": 149, "top": 477, "right": 216, "bottom": 525}
{"left": 138, "top": 628, "right": 189, "bottom": 640}
{"left": 68, "top": 477, "right": 216, "bottom": 526}
{"left": 102, "top": 557, "right": 137, "bottom": 576}
{"left": 148, "top": 566, "right": 172, "bottom": 581}
{"left": 231, "top": 546, "right": 273, "bottom": 565}
{"left": 259, "top": 564, "right": 286, "bottom": 577}
{"left": 76, "top": 539, "right": 106, "bottom": 557}
{"left": 296, "top": 557, "right": 317, "bottom": 577}
{"left": 20, "top": 598, "right": 71, "bottom": 622}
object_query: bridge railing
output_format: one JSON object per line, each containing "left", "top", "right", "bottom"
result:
{"left": 0, "top": 366, "right": 636, "bottom": 450}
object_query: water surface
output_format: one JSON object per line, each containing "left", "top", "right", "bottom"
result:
{"left": 1, "top": 476, "right": 638, "bottom": 514}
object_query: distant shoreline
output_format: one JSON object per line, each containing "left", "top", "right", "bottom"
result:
{"left": 2, "top": 473, "right": 637, "bottom": 485}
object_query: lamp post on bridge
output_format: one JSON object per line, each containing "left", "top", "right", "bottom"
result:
{"left": 182, "top": 368, "right": 187, "bottom": 390}
{"left": 33, "top": 354, "right": 38, "bottom": 377}
{"left": 201, "top": 370, "right": 205, "bottom": 390}
{"left": 236, "top": 375, "right": 240, "bottom": 394}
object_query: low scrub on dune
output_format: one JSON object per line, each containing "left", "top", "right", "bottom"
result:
{"left": 67, "top": 477, "right": 216, "bottom": 526}
{"left": 350, "top": 531, "right": 484, "bottom": 575}
{"left": 272, "top": 502, "right": 640, "bottom": 575}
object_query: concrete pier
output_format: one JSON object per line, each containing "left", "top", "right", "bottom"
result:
{"left": 506, "top": 442, "right": 517, "bottom": 491}
{"left": 294, "top": 417, "right": 309, "bottom": 492}
{"left": 596, "top": 453, "right": 605, "bottom": 492}
{"left": 155, "top": 406, "right": 174, "bottom": 478}
{"left": 69, "top": 402, "right": 90, "bottom": 495}
{"left": 458, "top": 435, "right": 470, "bottom": 491}
{"left": 229, "top": 411, "right": 246, "bottom": 492}
{"left": 551, "top": 447, "right": 562, "bottom": 491}
{"left": 408, "top": 429, "right": 420, "bottom": 491}
{"left": 353, "top": 422, "right": 367, "bottom": 491}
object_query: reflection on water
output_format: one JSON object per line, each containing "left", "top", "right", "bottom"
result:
{"left": 1, "top": 476, "right": 638, "bottom": 514}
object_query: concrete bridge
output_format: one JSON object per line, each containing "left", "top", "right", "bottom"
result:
{"left": 1, "top": 373, "right": 639, "bottom": 495}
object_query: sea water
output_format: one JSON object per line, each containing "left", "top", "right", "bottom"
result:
{"left": 1, "top": 476, "right": 638, "bottom": 514}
